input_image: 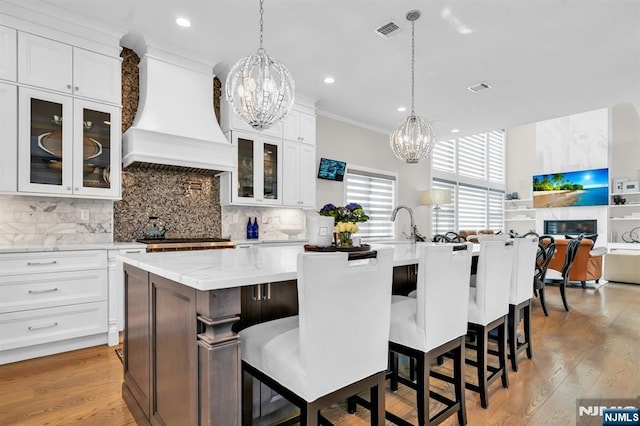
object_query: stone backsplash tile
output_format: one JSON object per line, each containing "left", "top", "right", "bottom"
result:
{"left": 114, "top": 167, "right": 221, "bottom": 241}
{"left": 222, "top": 206, "right": 307, "bottom": 241}
{"left": 0, "top": 195, "right": 113, "bottom": 246}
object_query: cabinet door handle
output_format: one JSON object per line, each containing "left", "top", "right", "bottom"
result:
{"left": 251, "top": 284, "right": 262, "bottom": 301}
{"left": 27, "top": 261, "right": 58, "bottom": 266}
{"left": 74, "top": 86, "right": 79, "bottom": 91}
{"left": 125, "top": 250, "right": 142, "bottom": 254}
{"left": 66, "top": 186, "right": 71, "bottom": 191}
{"left": 256, "top": 199, "right": 263, "bottom": 202}
{"left": 66, "top": 84, "right": 72, "bottom": 89}
{"left": 262, "top": 283, "right": 271, "bottom": 300}
{"left": 28, "top": 288, "right": 59, "bottom": 294}
{"left": 28, "top": 322, "right": 58, "bottom": 331}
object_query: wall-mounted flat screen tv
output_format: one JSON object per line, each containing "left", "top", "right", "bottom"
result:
{"left": 317, "top": 157, "right": 346, "bottom": 181}
{"left": 532, "top": 167, "right": 609, "bottom": 208}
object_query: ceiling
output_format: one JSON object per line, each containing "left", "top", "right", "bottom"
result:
{"left": 29, "top": 0, "right": 640, "bottom": 139}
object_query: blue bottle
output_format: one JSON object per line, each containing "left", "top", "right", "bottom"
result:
{"left": 246, "top": 218, "right": 253, "bottom": 239}
{"left": 253, "top": 217, "right": 259, "bottom": 239}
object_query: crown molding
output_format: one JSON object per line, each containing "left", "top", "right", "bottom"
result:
{"left": 316, "top": 108, "right": 388, "bottom": 135}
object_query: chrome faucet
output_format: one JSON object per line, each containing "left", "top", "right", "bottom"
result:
{"left": 390, "top": 205, "right": 417, "bottom": 243}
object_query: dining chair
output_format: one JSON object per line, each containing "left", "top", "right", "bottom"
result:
{"left": 545, "top": 236, "right": 581, "bottom": 311}
{"left": 534, "top": 235, "right": 556, "bottom": 316}
{"left": 466, "top": 239, "right": 514, "bottom": 409}
{"left": 375, "top": 243, "right": 473, "bottom": 425}
{"left": 239, "top": 247, "right": 394, "bottom": 426}
{"left": 506, "top": 236, "right": 538, "bottom": 372}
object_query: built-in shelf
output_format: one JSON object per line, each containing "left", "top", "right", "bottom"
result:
{"left": 504, "top": 198, "right": 533, "bottom": 203}
{"left": 505, "top": 208, "right": 535, "bottom": 213}
{"left": 612, "top": 191, "right": 640, "bottom": 196}
{"left": 505, "top": 218, "right": 535, "bottom": 222}
{"left": 609, "top": 217, "right": 640, "bottom": 221}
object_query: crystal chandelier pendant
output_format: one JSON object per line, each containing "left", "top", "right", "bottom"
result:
{"left": 226, "top": 0, "right": 295, "bottom": 130}
{"left": 390, "top": 114, "right": 435, "bottom": 164}
{"left": 389, "top": 10, "right": 436, "bottom": 164}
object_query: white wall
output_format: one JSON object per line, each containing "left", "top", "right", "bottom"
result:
{"left": 315, "top": 115, "right": 432, "bottom": 238}
{"left": 506, "top": 103, "right": 640, "bottom": 244}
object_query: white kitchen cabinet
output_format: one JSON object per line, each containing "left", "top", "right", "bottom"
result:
{"left": 18, "top": 87, "right": 121, "bottom": 199}
{"left": 73, "top": 47, "right": 121, "bottom": 104}
{"left": 220, "top": 130, "right": 283, "bottom": 206}
{"left": 283, "top": 140, "right": 316, "bottom": 208}
{"left": 0, "top": 83, "right": 17, "bottom": 193}
{"left": 283, "top": 109, "right": 316, "bottom": 145}
{"left": 0, "top": 25, "right": 17, "bottom": 81}
{"left": 0, "top": 249, "right": 109, "bottom": 364}
{"left": 18, "top": 32, "right": 121, "bottom": 104}
{"left": 18, "top": 32, "right": 73, "bottom": 94}
{"left": 108, "top": 246, "right": 145, "bottom": 343}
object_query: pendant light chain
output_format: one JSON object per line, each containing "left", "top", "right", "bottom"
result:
{"left": 259, "top": 0, "right": 264, "bottom": 50}
{"left": 388, "top": 9, "right": 436, "bottom": 164}
{"left": 410, "top": 19, "right": 415, "bottom": 115}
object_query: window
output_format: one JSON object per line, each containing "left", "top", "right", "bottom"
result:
{"left": 345, "top": 167, "right": 396, "bottom": 239}
{"left": 432, "top": 130, "right": 506, "bottom": 234}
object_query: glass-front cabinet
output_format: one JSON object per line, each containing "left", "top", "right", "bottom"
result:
{"left": 222, "top": 131, "right": 282, "bottom": 206}
{"left": 18, "top": 87, "right": 120, "bottom": 198}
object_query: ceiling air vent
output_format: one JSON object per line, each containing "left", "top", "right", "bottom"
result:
{"left": 375, "top": 21, "right": 401, "bottom": 39}
{"left": 468, "top": 82, "right": 492, "bottom": 93}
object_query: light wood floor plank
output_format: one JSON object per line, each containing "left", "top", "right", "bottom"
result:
{"left": 0, "top": 282, "right": 638, "bottom": 425}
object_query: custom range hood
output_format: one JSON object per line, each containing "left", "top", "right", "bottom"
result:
{"left": 122, "top": 35, "right": 234, "bottom": 173}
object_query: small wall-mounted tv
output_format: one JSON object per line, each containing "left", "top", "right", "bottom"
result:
{"left": 532, "top": 167, "right": 609, "bottom": 208}
{"left": 317, "top": 157, "right": 346, "bottom": 182}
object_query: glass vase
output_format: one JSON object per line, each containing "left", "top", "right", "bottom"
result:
{"left": 338, "top": 232, "right": 353, "bottom": 248}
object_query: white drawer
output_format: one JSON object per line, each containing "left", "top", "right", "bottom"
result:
{"left": 0, "top": 301, "right": 107, "bottom": 351}
{"left": 0, "top": 269, "right": 108, "bottom": 313}
{"left": 0, "top": 250, "right": 107, "bottom": 275}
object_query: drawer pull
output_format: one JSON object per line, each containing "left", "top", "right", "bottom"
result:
{"left": 28, "top": 288, "right": 59, "bottom": 294}
{"left": 27, "top": 261, "right": 58, "bottom": 266}
{"left": 125, "top": 250, "right": 142, "bottom": 253}
{"left": 28, "top": 322, "right": 59, "bottom": 331}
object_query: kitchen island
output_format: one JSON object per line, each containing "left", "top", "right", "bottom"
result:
{"left": 117, "top": 243, "right": 437, "bottom": 425}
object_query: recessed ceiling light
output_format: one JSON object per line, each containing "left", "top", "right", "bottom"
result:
{"left": 397, "top": 106, "right": 406, "bottom": 112}
{"left": 451, "top": 129, "right": 460, "bottom": 133}
{"left": 323, "top": 77, "right": 335, "bottom": 84}
{"left": 176, "top": 17, "right": 191, "bottom": 28}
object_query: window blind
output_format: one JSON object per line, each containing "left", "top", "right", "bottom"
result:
{"left": 432, "top": 138, "right": 456, "bottom": 173}
{"left": 345, "top": 169, "right": 396, "bottom": 239}
{"left": 458, "top": 133, "right": 487, "bottom": 180}
{"left": 488, "top": 130, "right": 505, "bottom": 183}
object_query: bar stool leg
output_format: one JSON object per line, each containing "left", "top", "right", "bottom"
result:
{"left": 498, "top": 320, "right": 509, "bottom": 389}
{"left": 508, "top": 304, "right": 519, "bottom": 372}
{"left": 454, "top": 337, "right": 467, "bottom": 425}
{"left": 389, "top": 350, "right": 399, "bottom": 392}
{"left": 477, "top": 325, "right": 489, "bottom": 409}
{"left": 524, "top": 303, "right": 533, "bottom": 359}
{"left": 416, "top": 352, "right": 430, "bottom": 425}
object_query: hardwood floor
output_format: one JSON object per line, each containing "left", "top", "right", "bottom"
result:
{"left": 1, "top": 281, "right": 639, "bottom": 425}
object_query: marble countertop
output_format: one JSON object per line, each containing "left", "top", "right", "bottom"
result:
{"left": 0, "top": 241, "right": 146, "bottom": 254}
{"left": 118, "top": 243, "right": 434, "bottom": 291}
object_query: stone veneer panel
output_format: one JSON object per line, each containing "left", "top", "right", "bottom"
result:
{"left": 0, "top": 195, "right": 113, "bottom": 246}
{"left": 114, "top": 167, "right": 221, "bottom": 241}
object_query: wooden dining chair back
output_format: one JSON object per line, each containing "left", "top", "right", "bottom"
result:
{"left": 534, "top": 235, "right": 556, "bottom": 316}
{"left": 546, "top": 236, "right": 581, "bottom": 311}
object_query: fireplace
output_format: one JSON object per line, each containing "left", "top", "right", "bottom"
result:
{"left": 543, "top": 219, "right": 597, "bottom": 235}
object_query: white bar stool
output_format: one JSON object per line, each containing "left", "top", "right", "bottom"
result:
{"left": 466, "top": 239, "right": 514, "bottom": 409}
{"left": 382, "top": 243, "right": 473, "bottom": 425}
{"left": 239, "top": 247, "right": 394, "bottom": 426}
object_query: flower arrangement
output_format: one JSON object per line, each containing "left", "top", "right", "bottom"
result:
{"left": 319, "top": 203, "right": 369, "bottom": 247}
{"left": 318, "top": 203, "right": 369, "bottom": 225}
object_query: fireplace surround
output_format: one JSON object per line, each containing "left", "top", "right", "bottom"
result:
{"left": 543, "top": 219, "right": 597, "bottom": 236}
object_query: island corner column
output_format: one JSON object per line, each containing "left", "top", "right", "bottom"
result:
{"left": 196, "top": 287, "right": 242, "bottom": 426}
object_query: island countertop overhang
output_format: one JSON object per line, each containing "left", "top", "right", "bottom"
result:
{"left": 118, "top": 243, "right": 428, "bottom": 291}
